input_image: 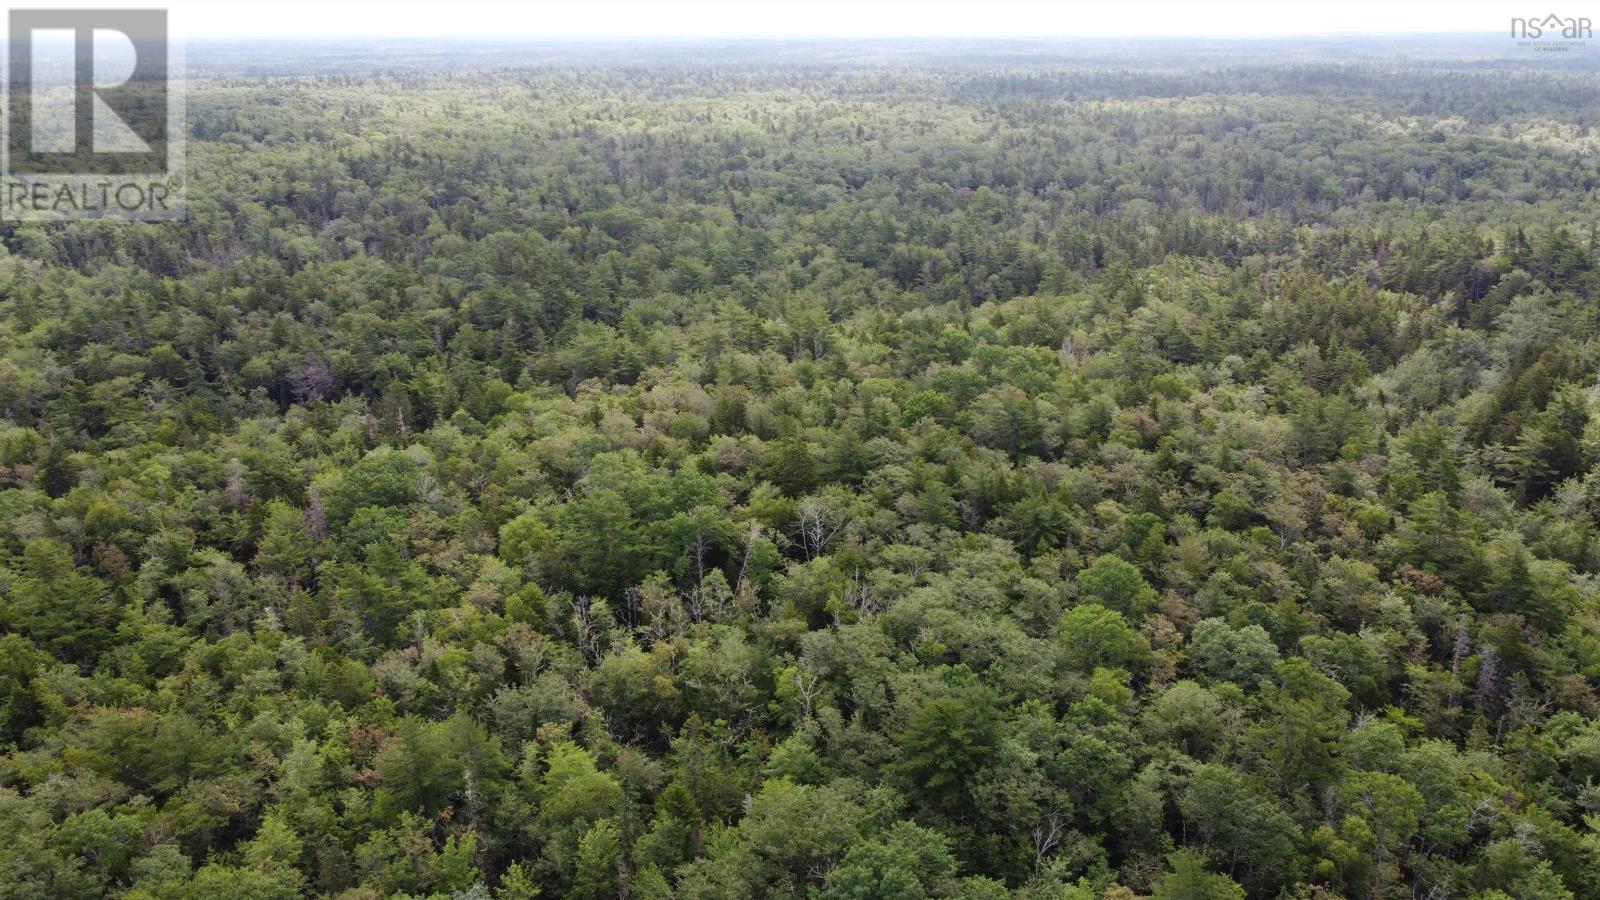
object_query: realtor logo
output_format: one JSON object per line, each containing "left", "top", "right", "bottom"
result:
{"left": 1510, "top": 12, "right": 1592, "bottom": 51}
{"left": 1511, "top": 12, "right": 1593, "bottom": 39}
{"left": 2, "top": 8, "right": 184, "bottom": 220}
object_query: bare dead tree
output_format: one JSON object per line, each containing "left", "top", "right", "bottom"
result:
{"left": 735, "top": 521, "right": 763, "bottom": 585}
{"left": 1450, "top": 616, "right": 1471, "bottom": 676}
{"left": 796, "top": 495, "right": 847, "bottom": 560}
{"left": 574, "top": 595, "right": 603, "bottom": 665}
{"left": 307, "top": 485, "right": 329, "bottom": 543}
{"left": 1031, "top": 809, "right": 1065, "bottom": 869}
{"left": 789, "top": 663, "right": 824, "bottom": 720}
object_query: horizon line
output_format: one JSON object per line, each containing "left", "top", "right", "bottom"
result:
{"left": 179, "top": 30, "right": 1521, "bottom": 43}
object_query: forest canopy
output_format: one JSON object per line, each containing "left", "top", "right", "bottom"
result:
{"left": 3, "top": 40, "right": 1600, "bottom": 899}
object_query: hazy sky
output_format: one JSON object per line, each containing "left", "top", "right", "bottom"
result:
{"left": 91, "top": 0, "right": 1548, "bottom": 39}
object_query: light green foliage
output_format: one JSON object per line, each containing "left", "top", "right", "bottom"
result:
{"left": 570, "top": 819, "right": 622, "bottom": 900}
{"left": 1152, "top": 849, "right": 1247, "bottom": 900}
{"left": 818, "top": 822, "right": 959, "bottom": 899}
{"left": 1188, "top": 618, "right": 1281, "bottom": 685}
{"left": 1060, "top": 603, "right": 1150, "bottom": 672}
{"left": 1076, "top": 555, "right": 1159, "bottom": 619}
{"left": 540, "top": 741, "right": 625, "bottom": 826}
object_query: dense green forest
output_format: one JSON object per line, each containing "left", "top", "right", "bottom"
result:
{"left": 6, "top": 42, "right": 1600, "bottom": 899}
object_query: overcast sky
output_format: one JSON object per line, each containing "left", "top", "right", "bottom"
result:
{"left": 44, "top": 0, "right": 1551, "bottom": 40}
